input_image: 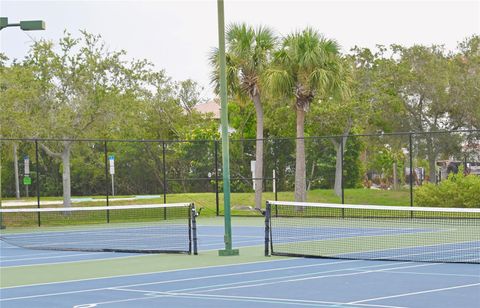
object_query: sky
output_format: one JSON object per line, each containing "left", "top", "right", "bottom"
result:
{"left": 1, "top": 0, "right": 479, "bottom": 99}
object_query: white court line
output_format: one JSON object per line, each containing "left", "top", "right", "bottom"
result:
{"left": 1, "top": 257, "right": 466, "bottom": 306}
{"left": 199, "top": 239, "right": 262, "bottom": 248}
{"left": 0, "top": 257, "right": 345, "bottom": 291}
{"left": 0, "top": 250, "right": 94, "bottom": 259}
{"left": 335, "top": 240, "right": 480, "bottom": 258}
{"left": 0, "top": 241, "right": 266, "bottom": 270}
{"left": 0, "top": 252, "right": 104, "bottom": 263}
{"left": 72, "top": 262, "right": 474, "bottom": 308}
{"left": 373, "top": 270, "right": 480, "bottom": 278}
{"left": 98, "top": 288, "right": 407, "bottom": 308}
{"left": 105, "top": 262, "right": 417, "bottom": 298}
{"left": 199, "top": 234, "right": 263, "bottom": 239}
{"left": 0, "top": 254, "right": 143, "bottom": 269}
{"left": 337, "top": 245, "right": 480, "bottom": 263}
{"left": 73, "top": 263, "right": 437, "bottom": 308}
{"left": 3, "top": 259, "right": 390, "bottom": 301}
{"left": 168, "top": 263, "right": 437, "bottom": 295}
{"left": 72, "top": 262, "right": 417, "bottom": 308}
{"left": 348, "top": 283, "right": 480, "bottom": 304}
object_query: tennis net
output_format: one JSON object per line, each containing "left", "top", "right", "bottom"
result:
{"left": 0, "top": 203, "right": 197, "bottom": 254}
{"left": 265, "top": 201, "right": 480, "bottom": 264}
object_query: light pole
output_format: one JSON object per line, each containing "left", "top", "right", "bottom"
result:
{"left": 217, "top": 0, "right": 239, "bottom": 256}
{"left": 0, "top": 16, "right": 45, "bottom": 230}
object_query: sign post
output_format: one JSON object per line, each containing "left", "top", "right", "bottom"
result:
{"left": 273, "top": 169, "right": 276, "bottom": 193}
{"left": 109, "top": 155, "right": 115, "bottom": 196}
{"left": 23, "top": 155, "right": 31, "bottom": 197}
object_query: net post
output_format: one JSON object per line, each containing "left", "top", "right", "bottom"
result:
{"left": 35, "top": 140, "right": 41, "bottom": 226}
{"left": 191, "top": 203, "right": 198, "bottom": 255}
{"left": 265, "top": 201, "right": 271, "bottom": 256}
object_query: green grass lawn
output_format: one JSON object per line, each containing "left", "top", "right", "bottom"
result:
{"left": 1, "top": 188, "right": 411, "bottom": 217}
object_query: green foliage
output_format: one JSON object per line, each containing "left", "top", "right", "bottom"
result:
{"left": 416, "top": 171, "right": 480, "bottom": 208}
{"left": 228, "top": 98, "right": 256, "bottom": 139}
{"left": 265, "top": 28, "right": 348, "bottom": 107}
{"left": 306, "top": 137, "right": 363, "bottom": 189}
{"left": 1, "top": 26, "right": 479, "bottom": 204}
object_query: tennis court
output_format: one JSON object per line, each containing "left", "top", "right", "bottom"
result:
{"left": 1, "top": 208, "right": 479, "bottom": 308}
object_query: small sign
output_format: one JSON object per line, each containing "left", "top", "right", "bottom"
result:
{"left": 24, "top": 155, "right": 30, "bottom": 175}
{"left": 251, "top": 160, "right": 256, "bottom": 190}
{"left": 23, "top": 176, "right": 32, "bottom": 185}
{"left": 109, "top": 155, "right": 115, "bottom": 175}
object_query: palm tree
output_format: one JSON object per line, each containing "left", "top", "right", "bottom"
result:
{"left": 210, "top": 23, "right": 276, "bottom": 209}
{"left": 265, "top": 28, "right": 349, "bottom": 201}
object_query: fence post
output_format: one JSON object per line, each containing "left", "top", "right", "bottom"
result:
{"left": 0, "top": 140, "right": 3, "bottom": 229}
{"left": 214, "top": 140, "right": 219, "bottom": 216}
{"left": 104, "top": 141, "right": 110, "bottom": 223}
{"left": 274, "top": 155, "right": 278, "bottom": 201}
{"left": 341, "top": 136, "right": 345, "bottom": 205}
{"left": 35, "top": 140, "right": 41, "bottom": 226}
{"left": 162, "top": 141, "right": 167, "bottom": 204}
{"left": 162, "top": 141, "right": 167, "bottom": 219}
{"left": 409, "top": 132, "right": 414, "bottom": 209}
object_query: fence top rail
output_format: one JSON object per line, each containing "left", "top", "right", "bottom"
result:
{"left": 0, "top": 138, "right": 218, "bottom": 144}
{"left": 0, "top": 203, "right": 194, "bottom": 213}
{"left": 266, "top": 201, "right": 480, "bottom": 213}
{"left": 1, "top": 129, "right": 479, "bottom": 143}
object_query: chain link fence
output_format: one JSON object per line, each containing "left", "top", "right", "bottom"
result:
{"left": 1, "top": 130, "right": 478, "bottom": 216}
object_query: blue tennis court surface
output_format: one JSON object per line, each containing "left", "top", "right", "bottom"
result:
{"left": 1, "top": 224, "right": 479, "bottom": 307}
{"left": 269, "top": 225, "right": 480, "bottom": 263}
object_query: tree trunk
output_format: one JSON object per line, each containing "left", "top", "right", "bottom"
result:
{"left": 61, "top": 147, "right": 72, "bottom": 207}
{"left": 40, "top": 141, "right": 73, "bottom": 207}
{"left": 252, "top": 93, "right": 264, "bottom": 210}
{"left": 333, "top": 140, "right": 342, "bottom": 197}
{"left": 331, "top": 136, "right": 347, "bottom": 197}
{"left": 428, "top": 154, "right": 437, "bottom": 184}
{"left": 13, "top": 143, "right": 20, "bottom": 199}
{"left": 425, "top": 135, "right": 437, "bottom": 184}
{"left": 307, "top": 162, "right": 315, "bottom": 191}
{"left": 393, "top": 162, "right": 398, "bottom": 190}
{"left": 295, "top": 107, "right": 306, "bottom": 202}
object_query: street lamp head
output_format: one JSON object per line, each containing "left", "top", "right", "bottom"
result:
{"left": 0, "top": 17, "right": 46, "bottom": 31}
{"left": 0, "top": 17, "right": 8, "bottom": 29}
{"left": 20, "top": 20, "right": 46, "bottom": 31}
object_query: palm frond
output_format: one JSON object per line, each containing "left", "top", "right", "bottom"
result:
{"left": 264, "top": 68, "right": 295, "bottom": 98}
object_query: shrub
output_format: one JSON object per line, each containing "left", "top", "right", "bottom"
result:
{"left": 415, "top": 171, "right": 480, "bottom": 208}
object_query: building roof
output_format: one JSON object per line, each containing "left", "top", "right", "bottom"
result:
{"left": 193, "top": 99, "right": 220, "bottom": 119}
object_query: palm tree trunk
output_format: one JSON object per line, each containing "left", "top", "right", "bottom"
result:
{"left": 295, "top": 106, "right": 306, "bottom": 202}
{"left": 252, "top": 94, "right": 264, "bottom": 209}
